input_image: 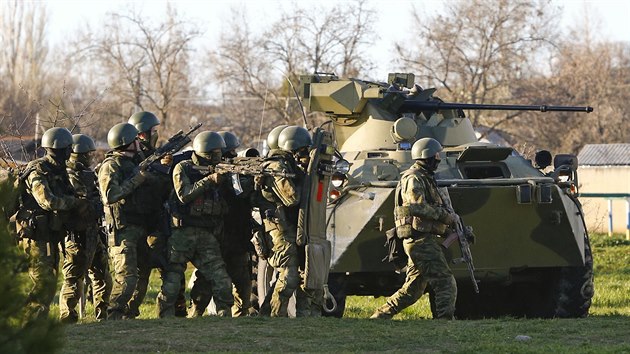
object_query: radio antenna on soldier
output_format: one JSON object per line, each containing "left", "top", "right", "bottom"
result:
{"left": 284, "top": 75, "right": 309, "bottom": 130}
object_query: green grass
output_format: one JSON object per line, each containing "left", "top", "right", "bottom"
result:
{"left": 58, "top": 233, "right": 630, "bottom": 353}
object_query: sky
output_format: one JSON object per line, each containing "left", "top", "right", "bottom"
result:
{"left": 41, "top": 0, "right": 630, "bottom": 80}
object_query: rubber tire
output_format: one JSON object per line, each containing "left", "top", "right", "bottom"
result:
{"left": 552, "top": 234, "right": 594, "bottom": 318}
{"left": 322, "top": 273, "right": 347, "bottom": 318}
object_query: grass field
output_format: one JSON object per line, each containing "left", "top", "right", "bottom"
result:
{"left": 60, "top": 233, "right": 630, "bottom": 353}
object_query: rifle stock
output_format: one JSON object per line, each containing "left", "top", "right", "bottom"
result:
{"left": 438, "top": 187, "right": 480, "bottom": 294}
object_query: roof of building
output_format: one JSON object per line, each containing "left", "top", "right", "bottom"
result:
{"left": 578, "top": 144, "right": 630, "bottom": 166}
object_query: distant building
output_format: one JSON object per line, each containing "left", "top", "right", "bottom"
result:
{"left": 577, "top": 144, "right": 630, "bottom": 234}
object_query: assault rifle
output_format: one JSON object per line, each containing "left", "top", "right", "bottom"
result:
{"left": 437, "top": 187, "right": 479, "bottom": 294}
{"left": 191, "top": 157, "right": 296, "bottom": 178}
{"left": 138, "top": 123, "right": 202, "bottom": 173}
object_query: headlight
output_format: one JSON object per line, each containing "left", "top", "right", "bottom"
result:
{"left": 331, "top": 172, "right": 346, "bottom": 188}
{"left": 335, "top": 159, "right": 350, "bottom": 174}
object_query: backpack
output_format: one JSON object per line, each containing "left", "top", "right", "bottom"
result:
{"left": 0, "top": 166, "right": 31, "bottom": 219}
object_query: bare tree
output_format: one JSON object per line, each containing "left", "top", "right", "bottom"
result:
{"left": 209, "top": 0, "right": 377, "bottom": 145}
{"left": 73, "top": 5, "right": 202, "bottom": 135}
{"left": 396, "top": 0, "right": 560, "bottom": 130}
{"left": 0, "top": 0, "right": 49, "bottom": 135}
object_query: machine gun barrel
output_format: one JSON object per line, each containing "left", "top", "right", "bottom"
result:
{"left": 400, "top": 100, "right": 594, "bottom": 113}
{"left": 138, "top": 123, "right": 202, "bottom": 172}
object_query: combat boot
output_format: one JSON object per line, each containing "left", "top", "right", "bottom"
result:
{"left": 370, "top": 306, "right": 395, "bottom": 319}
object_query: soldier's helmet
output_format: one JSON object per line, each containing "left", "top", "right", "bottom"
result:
{"left": 266, "top": 125, "right": 289, "bottom": 150}
{"left": 107, "top": 123, "right": 139, "bottom": 149}
{"left": 72, "top": 134, "right": 96, "bottom": 153}
{"left": 193, "top": 131, "right": 226, "bottom": 154}
{"left": 217, "top": 131, "right": 240, "bottom": 154}
{"left": 411, "top": 137, "right": 442, "bottom": 160}
{"left": 278, "top": 126, "right": 312, "bottom": 152}
{"left": 128, "top": 111, "right": 160, "bottom": 133}
{"left": 41, "top": 127, "right": 73, "bottom": 149}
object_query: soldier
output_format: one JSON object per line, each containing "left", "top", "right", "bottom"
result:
{"left": 15, "top": 127, "right": 82, "bottom": 319}
{"left": 156, "top": 131, "right": 233, "bottom": 318}
{"left": 258, "top": 126, "right": 314, "bottom": 317}
{"left": 59, "top": 134, "right": 112, "bottom": 323}
{"left": 125, "top": 111, "right": 186, "bottom": 318}
{"left": 264, "top": 125, "right": 288, "bottom": 156}
{"left": 98, "top": 123, "right": 151, "bottom": 320}
{"left": 189, "top": 131, "right": 257, "bottom": 317}
{"left": 370, "top": 138, "right": 458, "bottom": 320}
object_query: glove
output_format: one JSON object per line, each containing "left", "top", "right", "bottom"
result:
{"left": 160, "top": 154, "right": 173, "bottom": 166}
{"left": 464, "top": 226, "right": 476, "bottom": 244}
{"left": 440, "top": 208, "right": 458, "bottom": 226}
{"left": 204, "top": 172, "right": 224, "bottom": 185}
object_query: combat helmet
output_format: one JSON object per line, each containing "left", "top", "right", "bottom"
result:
{"left": 193, "top": 131, "right": 226, "bottom": 154}
{"left": 411, "top": 138, "right": 442, "bottom": 160}
{"left": 41, "top": 127, "right": 73, "bottom": 149}
{"left": 278, "top": 126, "right": 312, "bottom": 152}
{"left": 128, "top": 111, "right": 160, "bottom": 132}
{"left": 266, "top": 125, "right": 289, "bottom": 150}
{"left": 217, "top": 131, "right": 240, "bottom": 154}
{"left": 107, "top": 123, "right": 139, "bottom": 149}
{"left": 71, "top": 134, "right": 96, "bottom": 153}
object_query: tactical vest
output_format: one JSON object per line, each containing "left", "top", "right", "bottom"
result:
{"left": 16, "top": 156, "right": 74, "bottom": 240}
{"left": 394, "top": 166, "right": 448, "bottom": 238}
{"left": 220, "top": 174, "right": 255, "bottom": 252}
{"left": 259, "top": 151, "right": 301, "bottom": 223}
{"left": 102, "top": 152, "right": 155, "bottom": 229}
{"left": 66, "top": 160, "right": 103, "bottom": 230}
{"left": 170, "top": 160, "right": 228, "bottom": 228}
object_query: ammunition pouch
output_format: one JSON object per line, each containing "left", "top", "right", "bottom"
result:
{"left": 171, "top": 214, "right": 221, "bottom": 229}
{"left": 188, "top": 195, "right": 226, "bottom": 217}
{"left": 394, "top": 206, "right": 447, "bottom": 238}
{"left": 250, "top": 229, "right": 273, "bottom": 260}
{"left": 382, "top": 227, "right": 408, "bottom": 271}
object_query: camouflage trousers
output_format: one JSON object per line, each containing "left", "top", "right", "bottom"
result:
{"left": 126, "top": 233, "right": 187, "bottom": 319}
{"left": 107, "top": 224, "right": 148, "bottom": 319}
{"left": 59, "top": 228, "right": 112, "bottom": 322}
{"left": 375, "top": 234, "right": 457, "bottom": 319}
{"left": 19, "top": 236, "right": 61, "bottom": 320}
{"left": 266, "top": 219, "right": 316, "bottom": 317}
{"left": 190, "top": 250, "right": 254, "bottom": 317}
{"left": 157, "top": 226, "right": 233, "bottom": 318}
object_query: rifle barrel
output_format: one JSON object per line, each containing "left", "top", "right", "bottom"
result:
{"left": 400, "top": 101, "right": 594, "bottom": 113}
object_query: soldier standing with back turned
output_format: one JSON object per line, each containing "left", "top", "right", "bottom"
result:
{"left": 370, "top": 138, "right": 459, "bottom": 320}
{"left": 258, "top": 126, "right": 315, "bottom": 317}
{"left": 59, "top": 134, "right": 112, "bottom": 323}
{"left": 15, "top": 127, "right": 83, "bottom": 319}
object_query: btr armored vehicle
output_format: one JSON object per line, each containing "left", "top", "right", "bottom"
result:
{"left": 301, "top": 73, "right": 594, "bottom": 318}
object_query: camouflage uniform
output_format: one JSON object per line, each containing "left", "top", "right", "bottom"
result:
{"left": 125, "top": 149, "right": 185, "bottom": 319}
{"left": 259, "top": 149, "right": 313, "bottom": 317}
{"left": 372, "top": 162, "right": 457, "bottom": 319}
{"left": 156, "top": 155, "right": 233, "bottom": 317}
{"left": 59, "top": 156, "right": 113, "bottom": 322}
{"left": 15, "top": 154, "right": 78, "bottom": 318}
{"left": 98, "top": 150, "right": 152, "bottom": 320}
{"left": 190, "top": 174, "right": 256, "bottom": 317}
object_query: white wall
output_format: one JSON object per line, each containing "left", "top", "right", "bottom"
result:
{"left": 578, "top": 166, "right": 630, "bottom": 234}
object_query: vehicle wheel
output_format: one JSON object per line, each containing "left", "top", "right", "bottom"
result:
{"left": 322, "top": 273, "right": 347, "bottom": 318}
{"left": 552, "top": 234, "right": 594, "bottom": 318}
{"left": 256, "top": 259, "right": 295, "bottom": 317}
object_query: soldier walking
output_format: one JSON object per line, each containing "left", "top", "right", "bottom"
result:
{"left": 15, "top": 127, "right": 83, "bottom": 319}
{"left": 370, "top": 138, "right": 459, "bottom": 320}
{"left": 59, "top": 134, "right": 112, "bottom": 323}
{"left": 157, "top": 131, "right": 233, "bottom": 317}
{"left": 98, "top": 123, "right": 151, "bottom": 320}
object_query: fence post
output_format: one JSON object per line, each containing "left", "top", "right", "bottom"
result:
{"left": 608, "top": 199, "right": 613, "bottom": 237}
{"left": 626, "top": 197, "right": 630, "bottom": 241}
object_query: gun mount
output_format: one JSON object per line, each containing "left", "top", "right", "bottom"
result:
{"left": 306, "top": 73, "right": 594, "bottom": 319}
{"left": 300, "top": 73, "right": 592, "bottom": 151}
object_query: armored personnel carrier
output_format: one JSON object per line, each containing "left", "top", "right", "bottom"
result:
{"left": 301, "top": 73, "right": 594, "bottom": 318}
